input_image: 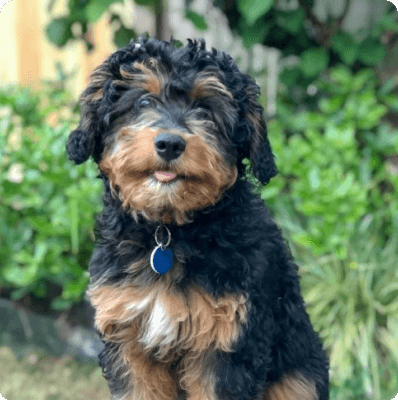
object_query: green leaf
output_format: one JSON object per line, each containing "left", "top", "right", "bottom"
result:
{"left": 237, "top": 0, "right": 274, "bottom": 25}
{"left": 3, "top": 262, "right": 39, "bottom": 286}
{"left": 276, "top": 9, "right": 305, "bottom": 35}
{"left": 240, "top": 18, "right": 271, "bottom": 48}
{"left": 308, "top": 167, "right": 320, "bottom": 190}
{"left": 68, "top": 196, "right": 79, "bottom": 255}
{"left": 318, "top": 95, "right": 344, "bottom": 114}
{"left": 86, "top": 0, "right": 123, "bottom": 22}
{"left": 51, "top": 298, "right": 74, "bottom": 311}
{"left": 379, "top": 13, "right": 398, "bottom": 33}
{"left": 359, "top": 148, "right": 372, "bottom": 186}
{"left": 301, "top": 48, "right": 329, "bottom": 77}
{"left": 331, "top": 32, "right": 358, "bottom": 65}
{"left": 260, "top": 185, "right": 282, "bottom": 200}
{"left": 185, "top": 10, "right": 208, "bottom": 31}
{"left": 62, "top": 275, "right": 89, "bottom": 300}
{"left": 383, "top": 94, "right": 398, "bottom": 112}
{"left": 357, "top": 104, "right": 388, "bottom": 129}
{"left": 46, "top": 18, "right": 72, "bottom": 47}
{"left": 352, "top": 69, "right": 374, "bottom": 91}
{"left": 293, "top": 233, "right": 324, "bottom": 252}
{"left": 114, "top": 25, "right": 136, "bottom": 48}
{"left": 280, "top": 66, "right": 301, "bottom": 86}
{"left": 336, "top": 173, "right": 355, "bottom": 197}
{"left": 135, "top": 0, "right": 159, "bottom": 6}
{"left": 330, "top": 65, "right": 352, "bottom": 88}
{"left": 358, "top": 38, "right": 386, "bottom": 65}
{"left": 10, "top": 287, "right": 29, "bottom": 301}
{"left": 378, "top": 77, "right": 398, "bottom": 96}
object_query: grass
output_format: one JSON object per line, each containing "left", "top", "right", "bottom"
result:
{"left": 0, "top": 347, "right": 109, "bottom": 400}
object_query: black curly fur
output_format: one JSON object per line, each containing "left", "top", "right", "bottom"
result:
{"left": 67, "top": 37, "right": 277, "bottom": 183}
{"left": 67, "top": 37, "right": 329, "bottom": 400}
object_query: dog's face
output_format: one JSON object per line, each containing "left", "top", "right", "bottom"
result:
{"left": 67, "top": 38, "right": 277, "bottom": 225}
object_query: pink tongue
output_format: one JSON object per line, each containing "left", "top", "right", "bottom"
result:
{"left": 154, "top": 172, "right": 176, "bottom": 182}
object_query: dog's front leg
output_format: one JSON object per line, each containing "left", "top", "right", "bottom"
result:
{"left": 125, "top": 350, "right": 178, "bottom": 400}
{"left": 179, "top": 352, "right": 220, "bottom": 400}
{"left": 101, "top": 340, "right": 178, "bottom": 400}
{"left": 180, "top": 350, "right": 264, "bottom": 400}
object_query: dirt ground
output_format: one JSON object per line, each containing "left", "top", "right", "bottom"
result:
{"left": 0, "top": 347, "right": 109, "bottom": 400}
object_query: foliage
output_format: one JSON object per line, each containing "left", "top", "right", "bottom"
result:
{"left": 19, "top": 1, "right": 398, "bottom": 397}
{"left": 216, "top": 0, "right": 397, "bottom": 71}
{"left": 0, "top": 81, "right": 102, "bottom": 310}
{"left": 46, "top": 0, "right": 133, "bottom": 50}
{"left": 213, "top": 7, "right": 398, "bottom": 397}
{"left": 262, "top": 66, "right": 398, "bottom": 399}
{"left": 299, "top": 219, "right": 398, "bottom": 400}
{"left": 264, "top": 66, "right": 398, "bottom": 258}
{"left": 216, "top": 0, "right": 398, "bottom": 143}
{"left": 45, "top": 0, "right": 211, "bottom": 49}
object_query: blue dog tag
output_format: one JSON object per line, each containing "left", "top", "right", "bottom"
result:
{"left": 150, "top": 245, "right": 173, "bottom": 274}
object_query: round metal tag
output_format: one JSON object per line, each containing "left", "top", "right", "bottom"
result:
{"left": 150, "top": 245, "right": 173, "bottom": 274}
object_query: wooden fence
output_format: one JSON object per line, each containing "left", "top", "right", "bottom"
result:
{"left": 0, "top": 0, "right": 118, "bottom": 97}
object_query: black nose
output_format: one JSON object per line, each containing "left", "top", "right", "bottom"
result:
{"left": 154, "top": 133, "right": 186, "bottom": 162}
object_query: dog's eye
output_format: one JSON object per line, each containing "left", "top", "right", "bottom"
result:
{"left": 195, "top": 107, "right": 211, "bottom": 120}
{"left": 139, "top": 97, "right": 156, "bottom": 108}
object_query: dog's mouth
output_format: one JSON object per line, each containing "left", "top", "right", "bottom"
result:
{"left": 152, "top": 170, "right": 199, "bottom": 184}
{"left": 154, "top": 171, "right": 178, "bottom": 182}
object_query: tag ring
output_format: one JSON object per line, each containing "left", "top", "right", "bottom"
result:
{"left": 155, "top": 225, "right": 171, "bottom": 250}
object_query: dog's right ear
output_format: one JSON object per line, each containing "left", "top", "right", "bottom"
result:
{"left": 66, "top": 63, "right": 112, "bottom": 164}
{"left": 66, "top": 39, "right": 149, "bottom": 164}
{"left": 66, "top": 128, "right": 93, "bottom": 165}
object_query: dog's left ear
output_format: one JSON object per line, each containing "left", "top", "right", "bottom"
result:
{"left": 244, "top": 83, "right": 278, "bottom": 185}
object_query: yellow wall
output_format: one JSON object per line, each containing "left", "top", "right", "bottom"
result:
{"left": 0, "top": 0, "right": 117, "bottom": 97}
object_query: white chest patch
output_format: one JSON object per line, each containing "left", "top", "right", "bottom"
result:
{"left": 122, "top": 285, "right": 247, "bottom": 357}
{"left": 141, "top": 297, "right": 178, "bottom": 348}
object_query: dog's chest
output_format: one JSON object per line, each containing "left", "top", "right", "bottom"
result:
{"left": 89, "top": 282, "right": 248, "bottom": 357}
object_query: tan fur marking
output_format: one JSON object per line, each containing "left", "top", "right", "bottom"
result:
{"left": 81, "top": 64, "right": 113, "bottom": 103}
{"left": 87, "top": 283, "right": 152, "bottom": 336}
{"left": 191, "top": 74, "right": 233, "bottom": 99}
{"left": 89, "top": 282, "right": 247, "bottom": 400}
{"left": 183, "top": 287, "right": 247, "bottom": 352}
{"left": 88, "top": 283, "right": 247, "bottom": 352}
{"left": 264, "top": 374, "right": 318, "bottom": 400}
{"left": 85, "top": 88, "right": 103, "bottom": 102}
{"left": 119, "top": 61, "right": 165, "bottom": 95}
{"left": 180, "top": 353, "right": 217, "bottom": 400}
{"left": 121, "top": 346, "right": 177, "bottom": 400}
{"left": 99, "top": 124, "right": 237, "bottom": 225}
{"left": 145, "top": 76, "right": 162, "bottom": 95}
{"left": 88, "top": 284, "right": 176, "bottom": 400}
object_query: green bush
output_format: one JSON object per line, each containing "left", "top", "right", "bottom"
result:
{"left": 0, "top": 83, "right": 102, "bottom": 310}
{"left": 265, "top": 66, "right": 398, "bottom": 258}
{"left": 301, "top": 221, "right": 398, "bottom": 400}
{"left": 263, "top": 66, "right": 398, "bottom": 399}
{"left": 1, "top": 63, "right": 397, "bottom": 399}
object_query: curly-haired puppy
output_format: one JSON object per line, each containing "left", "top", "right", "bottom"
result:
{"left": 67, "top": 37, "right": 329, "bottom": 400}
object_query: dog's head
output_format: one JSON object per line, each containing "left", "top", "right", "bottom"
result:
{"left": 67, "top": 38, "right": 277, "bottom": 225}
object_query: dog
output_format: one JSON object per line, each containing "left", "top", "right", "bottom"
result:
{"left": 67, "top": 37, "right": 329, "bottom": 400}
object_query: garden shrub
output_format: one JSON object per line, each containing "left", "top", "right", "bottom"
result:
{"left": 0, "top": 83, "right": 102, "bottom": 310}
{"left": 262, "top": 66, "right": 398, "bottom": 399}
{"left": 300, "top": 221, "right": 398, "bottom": 400}
{"left": 265, "top": 66, "right": 398, "bottom": 258}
